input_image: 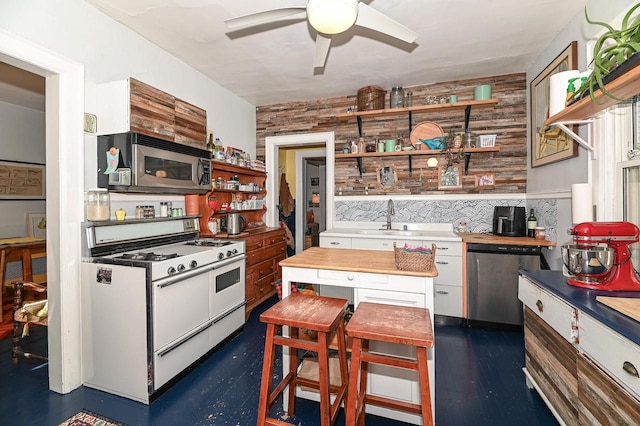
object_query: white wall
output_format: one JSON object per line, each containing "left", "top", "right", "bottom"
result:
{"left": 0, "top": 100, "right": 46, "bottom": 237}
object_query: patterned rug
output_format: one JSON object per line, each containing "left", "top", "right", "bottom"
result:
{"left": 59, "top": 410, "right": 128, "bottom": 426}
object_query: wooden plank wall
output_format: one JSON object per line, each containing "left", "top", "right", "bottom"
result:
{"left": 256, "top": 73, "right": 527, "bottom": 195}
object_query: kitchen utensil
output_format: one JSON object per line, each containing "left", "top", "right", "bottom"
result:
{"left": 227, "top": 212, "right": 247, "bottom": 235}
{"left": 596, "top": 296, "right": 640, "bottom": 323}
{"left": 410, "top": 121, "right": 444, "bottom": 148}
{"left": 561, "top": 221, "right": 640, "bottom": 291}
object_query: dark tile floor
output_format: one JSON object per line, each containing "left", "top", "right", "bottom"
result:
{"left": 0, "top": 296, "right": 557, "bottom": 425}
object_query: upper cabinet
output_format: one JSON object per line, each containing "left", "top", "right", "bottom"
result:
{"left": 97, "top": 78, "right": 207, "bottom": 149}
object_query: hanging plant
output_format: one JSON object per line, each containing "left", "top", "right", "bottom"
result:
{"left": 441, "top": 129, "right": 464, "bottom": 167}
{"left": 573, "top": 3, "right": 640, "bottom": 103}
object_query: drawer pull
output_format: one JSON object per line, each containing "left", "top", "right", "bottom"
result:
{"left": 330, "top": 242, "right": 341, "bottom": 245}
{"left": 436, "top": 261, "right": 448, "bottom": 265}
{"left": 435, "top": 290, "right": 449, "bottom": 295}
{"left": 623, "top": 361, "right": 639, "bottom": 378}
{"left": 536, "top": 300, "right": 543, "bottom": 312}
{"left": 439, "top": 247, "right": 449, "bottom": 250}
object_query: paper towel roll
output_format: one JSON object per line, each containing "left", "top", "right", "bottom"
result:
{"left": 549, "top": 70, "right": 580, "bottom": 117}
{"left": 572, "top": 183, "right": 593, "bottom": 224}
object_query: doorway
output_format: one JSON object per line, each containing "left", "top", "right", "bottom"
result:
{"left": 0, "top": 29, "right": 85, "bottom": 394}
{"left": 265, "top": 132, "right": 335, "bottom": 254}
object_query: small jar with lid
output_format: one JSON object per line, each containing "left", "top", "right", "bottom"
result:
{"left": 86, "top": 188, "right": 110, "bottom": 221}
{"left": 390, "top": 86, "right": 405, "bottom": 109}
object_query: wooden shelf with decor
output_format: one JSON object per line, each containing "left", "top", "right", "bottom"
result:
{"left": 197, "top": 161, "right": 267, "bottom": 237}
{"left": 544, "top": 64, "right": 640, "bottom": 126}
{"left": 335, "top": 99, "right": 499, "bottom": 120}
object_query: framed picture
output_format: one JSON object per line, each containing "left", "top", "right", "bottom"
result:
{"left": 530, "top": 41, "right": 579, "bottom": 167}
{"left": 438, "top": 165, "right": 462, "bottom": 190}
{"left": 0, "top": 160, "right": 46, "bottom": 199}
{"left": 310, "top": 177, "right": 319, "bottom": 186}
{"left": 26, "top": 213, "right": 46, "bottom": 238}
{"left": 377, "top": 165, "right": 397, "bottom": 187}
{"left": 475, "top": 173, "right": 495, "bottom": 188}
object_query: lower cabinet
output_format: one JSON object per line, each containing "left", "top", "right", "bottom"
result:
{"left": 243, "top": 228, "right": 286, "bottom": 318}
{"left": 519, "top": 276, "right": 640, "bottom": 425}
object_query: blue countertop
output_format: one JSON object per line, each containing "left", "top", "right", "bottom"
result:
{"left": 520, "top": 269, "right": 640, "bottom": 347}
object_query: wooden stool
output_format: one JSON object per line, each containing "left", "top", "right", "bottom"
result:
{"left": 257, "top": 293, "right": 349, "bottom": 426}
{"left": 345, "top": 302, "right": 434, "bottom": 426}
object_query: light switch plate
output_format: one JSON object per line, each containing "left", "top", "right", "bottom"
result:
{"left": 84, "top": 113, "right": 97, "bottom": 133}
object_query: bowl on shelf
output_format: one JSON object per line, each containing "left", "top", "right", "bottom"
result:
{"left": 419, "top": 136, "right": 445, "bottom": 150}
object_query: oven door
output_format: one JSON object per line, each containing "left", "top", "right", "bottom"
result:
{"left": 210, "top": 255, "right": 246, "bottom": 348}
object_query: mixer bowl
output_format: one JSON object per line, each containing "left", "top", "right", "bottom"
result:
{"left": 561, "top": 245, "right": 614, "bottom": 277}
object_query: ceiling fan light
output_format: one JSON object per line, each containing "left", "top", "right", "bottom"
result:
{"left": 308, "top": 0, "right": 358, "bottom": 34}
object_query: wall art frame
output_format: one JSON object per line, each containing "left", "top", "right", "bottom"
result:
{"left": 377, "top": 165, "right": 398, "bottom": 187}
{"left": 438, "top": 165, "right": 462, "bottom": 190}
{"left": 530, "top": 41, "right": 579, "bottom": 167}
{"left": 475, "top": 173, "right": 495, "bottom": 188}
{"left": 27, "top": 212, "right": 46, "bottom": 238}
{"left": 0, "top": 160, "right": 46, "bottom": 199}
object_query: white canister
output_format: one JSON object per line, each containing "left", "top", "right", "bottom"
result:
{"left": 86, "top": 188, "right": 110, "bottom": 221}
{"left": 549, "top": 70, "right": 580, "bottom": 116}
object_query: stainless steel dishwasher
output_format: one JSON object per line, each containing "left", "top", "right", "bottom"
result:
{"left": 467, "top": 243, "right": 541, "bottom": 326}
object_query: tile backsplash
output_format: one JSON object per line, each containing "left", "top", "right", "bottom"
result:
{"left": 335, "top": 198, "right": 558, "bottom": 241}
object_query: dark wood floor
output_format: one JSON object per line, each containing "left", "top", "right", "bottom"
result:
{"left": 0, "top": 295, "right": 557, "bottom": 425}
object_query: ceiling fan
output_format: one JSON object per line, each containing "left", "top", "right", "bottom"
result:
{"left": 225, "top": 0, "right": 418, "bottom": 69}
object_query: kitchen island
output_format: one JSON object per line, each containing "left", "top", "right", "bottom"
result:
{"left": 279, "top": 247, "right": 437, "bottom": 425}
{"left": 519, "top": 270, "right": 640, "bottom": 424}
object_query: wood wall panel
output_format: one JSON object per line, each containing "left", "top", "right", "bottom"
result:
{"left": 129, "top": 78, "right": 176, "bottom": 140}
{"left": 256, "top": 73, "right": 527, "bottom": 194}
{"left": 175, "top": 98, "right": 207, "bottom": 149}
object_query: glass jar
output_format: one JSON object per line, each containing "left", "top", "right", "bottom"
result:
{"left": 390, "top": 86, "right": 405, "bottom": 109}
{"left": 86, "top": 188, "right": 110, "bottom": 221}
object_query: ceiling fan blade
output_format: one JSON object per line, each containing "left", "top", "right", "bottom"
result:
{"left": 354, "top": 3, "right": 418, "bottom": 44}
{"left": 314, "top": 33, "right": 332, "bottom": 68}
{"left": 224, "top": 7, "right": 307, "bottom": 30}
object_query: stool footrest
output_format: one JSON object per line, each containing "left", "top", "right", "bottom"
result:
{"left": 273, "top": 334, "right": 319, "bottom": 352}
{"left": 364, "top": 394, "right": 423, "bottom": 415}
{"left": 361, "top": 351, "right": 418, "bottom": 371}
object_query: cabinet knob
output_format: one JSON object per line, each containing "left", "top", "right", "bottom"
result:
{"left": 346, "top": 274, "right": 354, "bottom": 281}
{"left": 536, "top": 299, "right": 543, "bottom": 312}
{"left": 623, "top": 361, "right": 639, "bottom": 378}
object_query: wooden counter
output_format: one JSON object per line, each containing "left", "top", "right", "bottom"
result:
{"left": 458, "top": 232, "right": 556, "bottom": 247}
{"left": 280, "top": 247, "right": 438, "bottom": 278}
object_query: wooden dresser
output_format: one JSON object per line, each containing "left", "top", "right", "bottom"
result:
{"left": 243, "top": 227, "right": 286, "bottom": 318}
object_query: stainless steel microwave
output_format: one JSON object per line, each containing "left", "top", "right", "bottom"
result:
{"left": 97, "top": 132, "right": 211, "bottom": 194}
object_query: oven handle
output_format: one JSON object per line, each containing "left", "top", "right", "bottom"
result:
{"left": 155, "top": 254, "right": 246, "bottom": 288}
{"left": 157, "top": 320, "right": 213, "bottom": 358}
{"left": 213, "top": 300, "right": 247, "bottom": 324}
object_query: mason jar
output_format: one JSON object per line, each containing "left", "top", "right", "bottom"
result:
{"left": 86, "top": 188, "right": 110, "bottom": 221}
{"left": 390, "top": 86, "right": 405, "bottom": 109}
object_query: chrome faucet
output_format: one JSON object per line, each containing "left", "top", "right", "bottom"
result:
{"left": 386, "top": 199, "right": 395, "bottom": 230}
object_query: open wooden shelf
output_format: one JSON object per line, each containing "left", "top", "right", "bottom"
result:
{"left": 544, "top": 64, "right": 640, "bottom": 126}
{"left": 336, "top": 146, "right": 500, "bottom": 159}
{"left": 335, "top": 99, "right": 500, "bottom": 120}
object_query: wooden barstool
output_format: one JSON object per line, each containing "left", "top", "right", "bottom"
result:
{"left": 257, "top": 293, "right": 349, "bottom": 426}
{"left": 345, "top": 302, "right": 434, "bottom": 426}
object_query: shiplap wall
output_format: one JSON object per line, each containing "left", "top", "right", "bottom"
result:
{"left": 256, "top": 73, "right": 527, "bottom": 195}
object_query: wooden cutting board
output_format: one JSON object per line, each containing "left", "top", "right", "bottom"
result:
{"left": 596, "top": 296, "right": 640, "bottom": 323}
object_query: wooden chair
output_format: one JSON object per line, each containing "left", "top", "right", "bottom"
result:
{"left": 11, "top": 280, "right": 48, "bottom": 363}
{"left": 345, "top": 302, "right": 434, "bottom": 426}
{"left": 0, "top": 240, "right": 47, "bottom": 308}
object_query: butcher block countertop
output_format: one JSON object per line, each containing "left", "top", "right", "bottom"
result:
{"left": 280, "top": 247, "right": 438, "bottom": 278}
{"left": 458, "top": 233, "right": 556, "bottom": 247}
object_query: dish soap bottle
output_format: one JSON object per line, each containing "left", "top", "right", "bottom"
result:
{"left": 527, "top": 208, "right": 537, "bottom": 238}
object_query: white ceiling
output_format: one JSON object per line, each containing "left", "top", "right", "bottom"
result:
{"left": 84, "top": 0, "right": 590, "bottom": 107}
{"left": 2, "top": 1, "right": 591, "bottom": 110}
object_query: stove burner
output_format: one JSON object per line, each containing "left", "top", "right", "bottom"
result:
{"left": 186, "top": 240, "right": 232, "bottom": 247}
{"left": 117, "top": 252, "right": 180, "bottom": 261}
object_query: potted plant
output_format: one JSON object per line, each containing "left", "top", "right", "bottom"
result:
{"left": 573, "top": 3, "right": 640, "bottom": 103}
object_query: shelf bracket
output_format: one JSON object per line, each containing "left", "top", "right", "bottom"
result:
{"left": 357, "top": 116, "right": 363, "bottom": 137}
{"left": 408, "top": 110, "right": 413, "bottom": 133}
{"left": 356, "top": 157, "right": 364, "bottom": 177}
{"left": 464, "top": 105, "right": 472, "bottom": 132}
{"left": 549, "top": 119, "right": 595, "bottom": 159}
{"left": 408, "top": 155, "right": 413, "bottom": 176}
{"left": 464, "top": 153, "right": 471, "bottom": 175}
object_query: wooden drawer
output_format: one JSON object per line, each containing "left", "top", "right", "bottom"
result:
{"left": 578, "top": 355, "right": 640, "bottom": 424}
{"left": 580, "top": 313, "right": 640, "bottom": 400}
{"left": 254, "top": 259, "right": 275, "bottom": 282}
{"left": 518, "top": 276, "right": 578, "bottom": 344}
{"left": 246, "top": 243, "right": 286, "bottom": 267}
{"left": 434, "top": 284, "right": 463, "bottom": 317}
{"left": 426, "top": 240, "right": 462, "bottom": 256}
{"left": 319, "top": 236, "right": 351, "bottom": 248}
{"left": 255, "top": 273, "right": 276, "bottom": 299}
{"left": 263, "top": 232, "right": 286, "bottom": 247}
{"left": 318, "top": 268, "right": 388, "bottom": 285}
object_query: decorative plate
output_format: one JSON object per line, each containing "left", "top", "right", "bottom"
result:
{"left": 410, "top": 121, "right": 444, "bottom": 148}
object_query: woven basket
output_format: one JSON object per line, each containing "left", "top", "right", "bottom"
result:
{"left": 357, "top": 86, "right": 385, "bottom": 111}
{"left": 393, "top": 242, "right": 437, "bottom": 272}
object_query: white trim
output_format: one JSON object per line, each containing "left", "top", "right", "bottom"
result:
{"left": 265, "top": 132, "right": 335, "bottom": 230}
{"left": 0, "top": 29, "right": 85, "bottom": 394}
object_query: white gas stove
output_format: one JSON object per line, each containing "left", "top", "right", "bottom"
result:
{"left": 81, "top": 217, "right": 246, "bottom": 404}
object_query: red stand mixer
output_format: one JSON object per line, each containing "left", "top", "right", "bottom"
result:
{"left": 562, "top": 221, "right": 640, "bottom": 291}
